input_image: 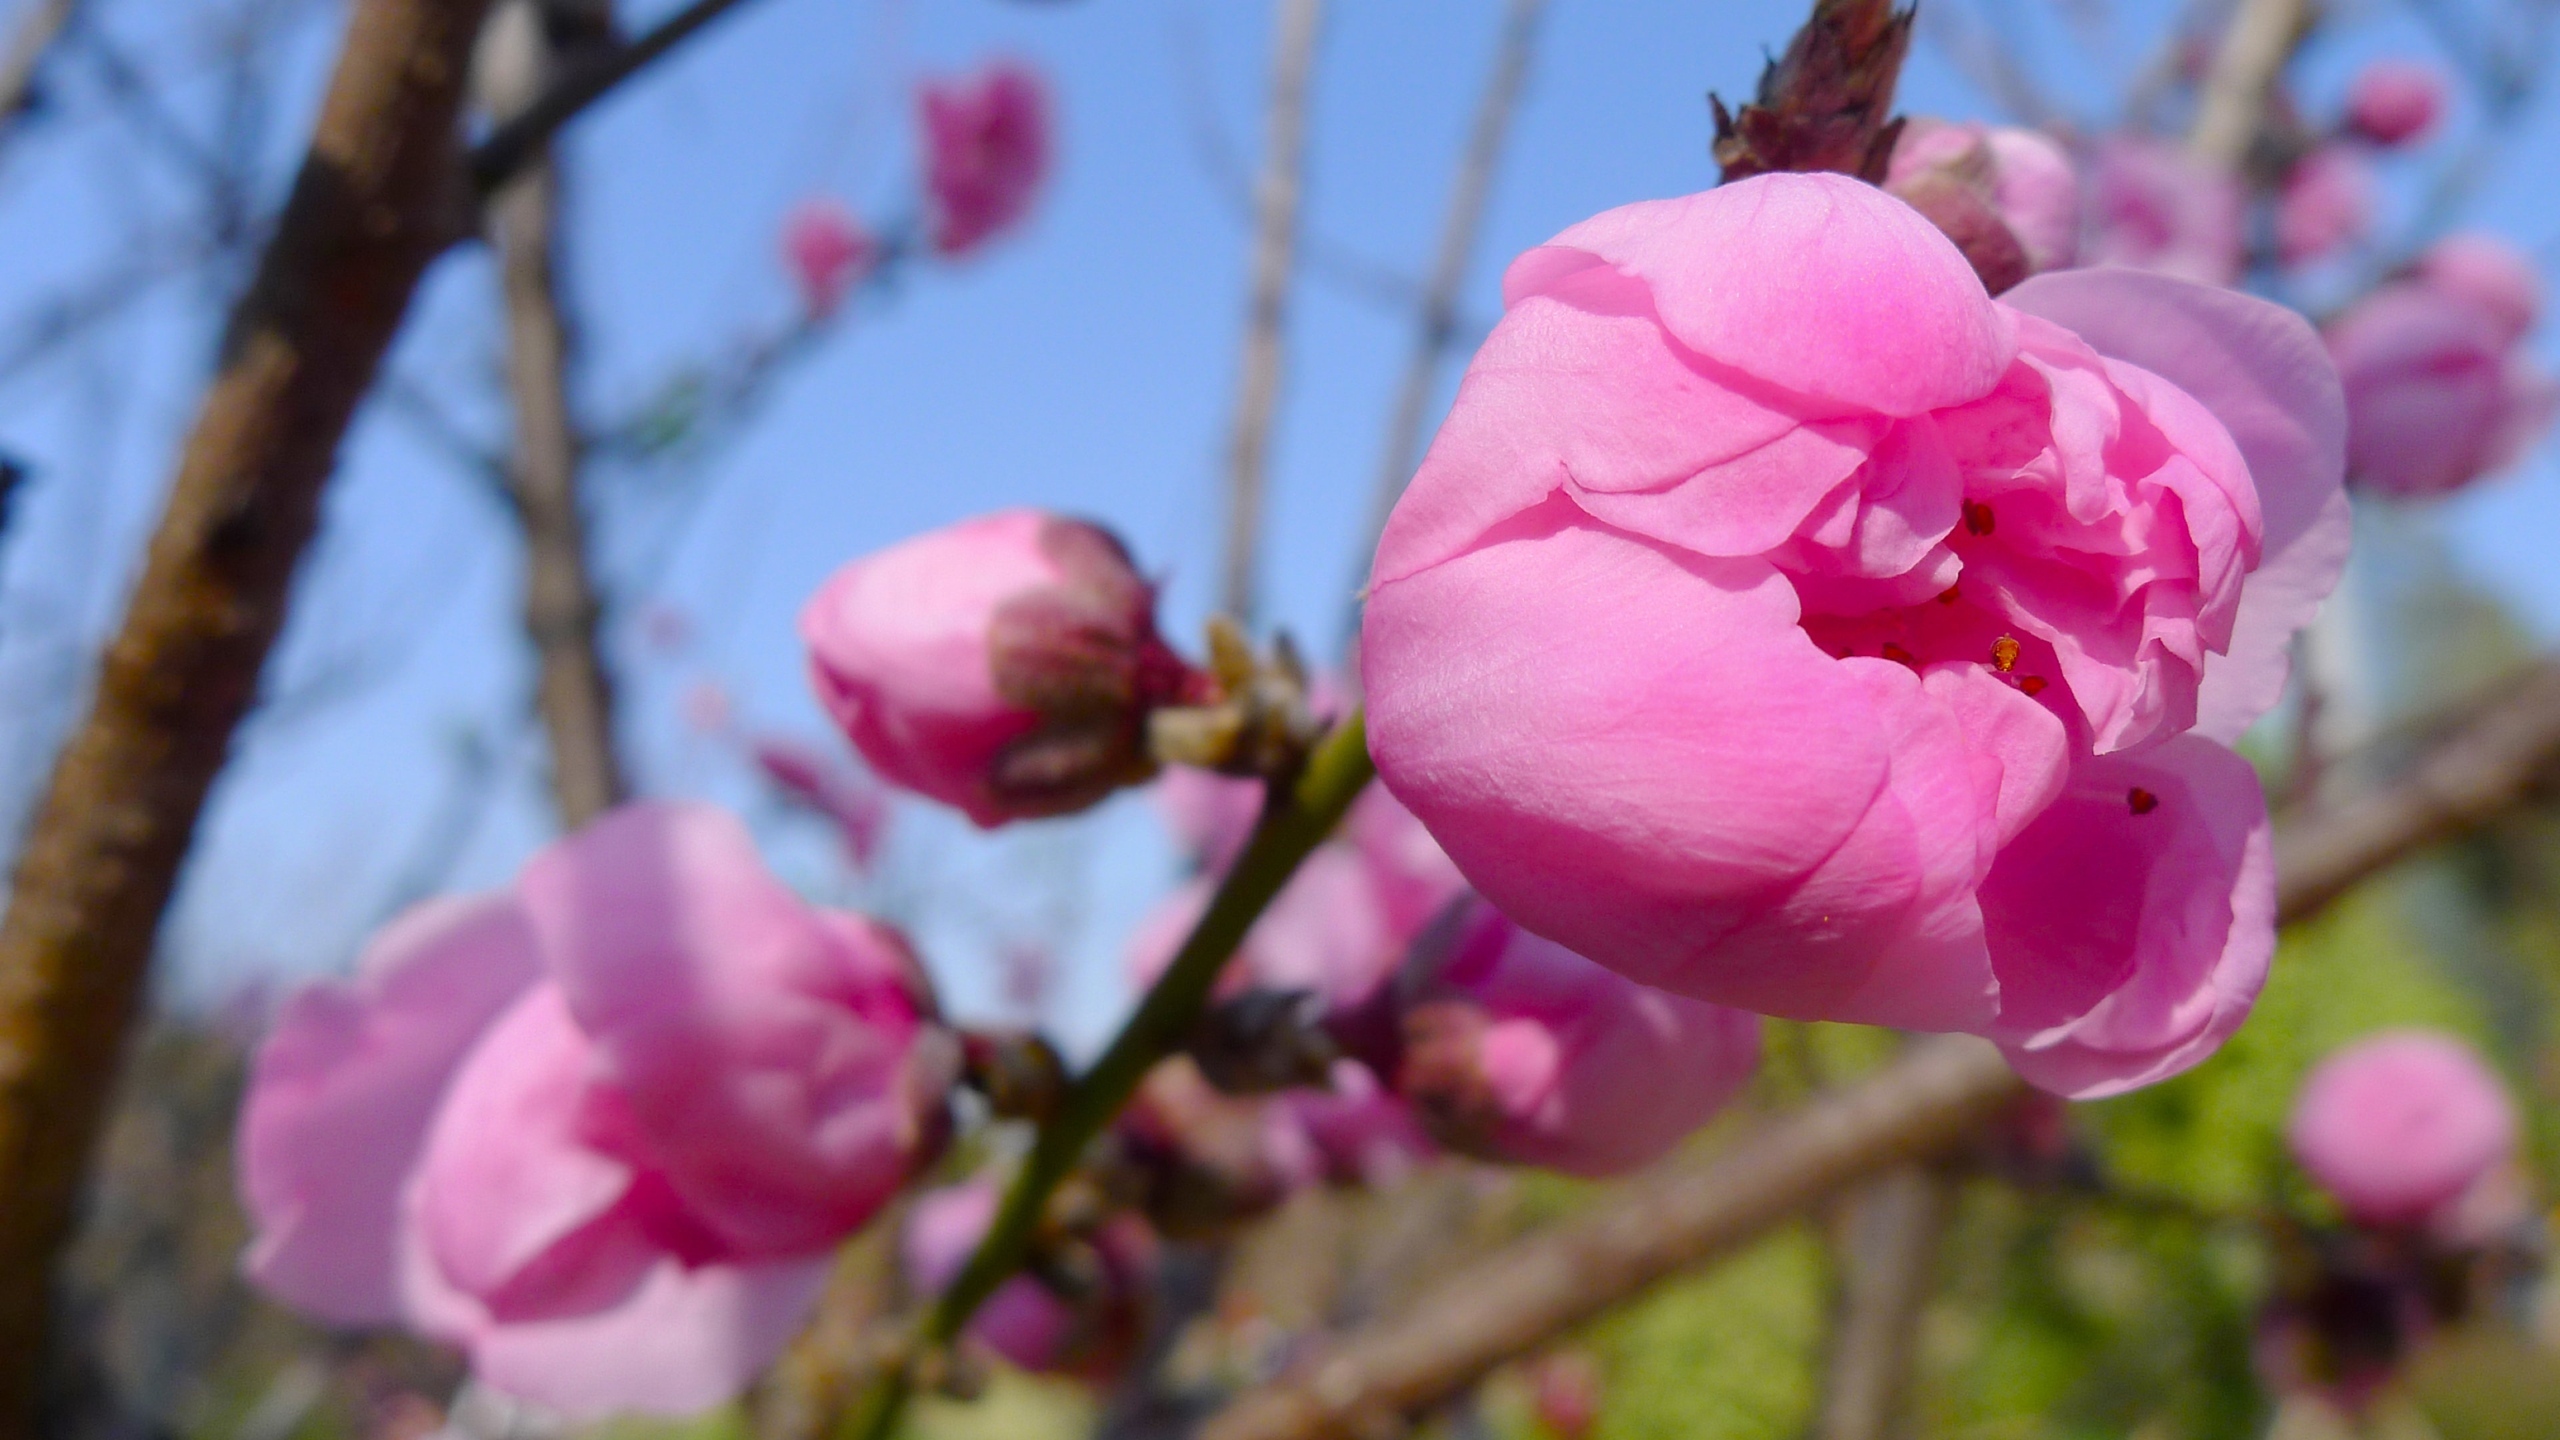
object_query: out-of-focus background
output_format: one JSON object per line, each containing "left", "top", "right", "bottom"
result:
{"left": 11, "top": 0, "right": 2560, "bottom": 1436}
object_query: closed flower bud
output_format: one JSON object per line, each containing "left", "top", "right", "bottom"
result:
{"left": 2288, "top": 1031, "right": 2520, "bottom": 1231}
{"left": 921, "top": 61, "right": 1052, "bottom": 259}
{"left": 1395, "top": 899, "right": 1760, "bottom": 1177}
{"left": 802, "top": 510, "right": 1206, "bottom": 827}
{"left": 1885, "top": 119, "right": 2080, "bottom": 291}
{"left": 2344, "top": 60, "right": 2445, "bottom": 148}
{"left": 780, "top": 199, "right": 879, "bottom": 317}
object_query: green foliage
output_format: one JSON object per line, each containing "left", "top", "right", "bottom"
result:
{"left": 1574, "top": 1224, "right": 1829, "bottom": 1440}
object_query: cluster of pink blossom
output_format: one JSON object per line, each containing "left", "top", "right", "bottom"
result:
{"left": 779, "top": 60, "right": 1054, "bottom": 318}
{"left": 236, "top": 85, "right": 2511, "bottom": 1421}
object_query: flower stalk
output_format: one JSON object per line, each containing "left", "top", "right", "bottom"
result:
{"left": 842, "top": 711, "right": 1377, "bottom": 1440}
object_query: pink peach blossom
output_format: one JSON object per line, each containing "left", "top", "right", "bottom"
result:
{"left": 2276, "top": 147, "right": 2374, "bottom": 267}
{"left": 2289, "top": 1031, "right": 2519, "bottom": 1229}
{"left": 1361, "top": 174, "right": 2348, "bottom": 1098}
{"left": 2329, "top": 236, "right": 2559, "bottom": 497}
{"left": 238, "top": 804, "right": 955, "bottom": 1417}
{"left": 780, "top": 199, "right": 879, "bottom": 317}
{"left": 1887, "top": 119, "right": 2080, "bottom": 288}
{"left": 1396, "top": 900, "right": 1760, "bottom": 1175}
{"left": 802, "top": 510, "right": 1203, "bottom": 827}
{"left": 2344, "top": 60, "right": 2446, "bottom": 147}
{"left": 1266, "top": 1059, "right": 1438, "bottom": 1187}
{"left": 2087, "top": 136, "right": 2246, "bottom": 285}
{"left": 921, "top": 61, "right": 1052, "bottom": 259}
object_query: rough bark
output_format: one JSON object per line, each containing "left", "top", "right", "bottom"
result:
{"left": 0, "top": 0, "right": 492, "bottom": 1427}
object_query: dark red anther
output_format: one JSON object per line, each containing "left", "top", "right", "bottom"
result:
{"left": 1963, "top": 500, "right": 1996, "bottom": 537}
{"left": 2127, "top": 787, "right": 2159, "bottom": 816}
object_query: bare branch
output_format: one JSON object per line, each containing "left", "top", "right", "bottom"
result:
{"left": 1351, "top": 0, "right": 1547, "bottom": 609}
{"left": 0, "top": 0, "right": 495, "bottom": 1422}
{"left": 482, "top": 0, "right": 627, "bottom": 828}
{"left": 2186, "top": 0, "right": 2312, "bottom": 168}
{"left": 0, "top": 0, "right": 76, "bottom": 151}
{"left": 1812, "top": 1165, "right": 1951, "bottom": 1440}
{"left": 1198, "top": 1038, "right": 2024, "bottom": 1440}
{"left": 467, "top": 0, "right": 759, "bottom": 196}
{"left": 1216, "top": 0, "right": 1326, "bottom": 625}
{"left": 2272, "top": 658, "right": 2560, "bottom": 923}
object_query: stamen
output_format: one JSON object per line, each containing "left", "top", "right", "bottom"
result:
{"left": 2018, "top": 676, "right": 2048, "bottom": 697}
{"left": 1935, "top": 584, "right": 1961, "bottom": 606}
{"left": 1990, "top": 635, "right": 2021, "bottom": 673}
{"left": 2127, "top": 787, "right": 2159, "bottom": 815}
{"left": 1963, "top": 500, "right": 1996, "bottom": 537}
{"left": 1880, "top": 642, "right": 1919, "bottom": 669}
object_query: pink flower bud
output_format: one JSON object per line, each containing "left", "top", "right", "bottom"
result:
{"left": 1266, "top": 1058, "right": 1437, "bottom": 1187}
{"left": 1364, "top": 173, "right": 2350, "bottom": 1098}
{"left": 2330, "top": 237, "right": 2559, "bottom": 497}
{"left": 2087, "top": 136, "right": 2247, "bottom": 285}
{"left": 237, "top": 804, "right": 957, "bottom": 1418}
{"left": 2345, "top": 60, "right": 2445, "bottom": 147}
{"left": 802, "top": 510, "right": 1203, "bottom": 827}
{"left": 921, "top": 60, "right": 1052, "bottom": 259}
{"left": 1885, "top": 119, "right": 2080, "bottom": 290}
{"left": 2276, "top": 147, "right": 2374, "bottom": 267}
{"left": 1528, "top": 1350, "right": 1604, "bottom": 1440}
{"left": 781, "top": 199, "right": 880, "bottom": 317}
{"left": 1394, "top": 900, "right": 1760, "bottom": 1175}
{"left": 2288, "top": 1030, "right": 2519, "bottom": 1230}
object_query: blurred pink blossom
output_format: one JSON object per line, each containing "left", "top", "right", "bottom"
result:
{"left": 2329, "top": 234, "right": 2559, "bottom": 497}
{"left": 237, "top": 804, "right": 955, "bottom": 1417}
{"left": 1362, "top": 173, "right": 2350, "bottom": 1097}
{"left": 1528, "top": 1350, "right": 1604, "bottom": 1440}
{"left": 1886, "top": 118, "right": 2080, "bottom": 289}
{"left": 802, "top": 510, "right": 1203, "bottom": 827}
{"left": 2289, "top": 1030, "right": 2519, "bottom": 1230}
{"left": 2276, "top": 147, "right": 2374, "bottom": 267}
{"left": 748, "top": 734, "right": 889, "bottom": 869}
{"left": 2087, "top": 136, "right": 2246, "bottom": 284}
{"left": 921, "top": 61, "right": 1052, "bottom": 259}
{"left": 902, "top": 1181, "right": 1084, "bottom": 1372}
{"left": 2344, "top": 59, "right": 2446, "bottom": 147}
{"left": 1395, "top": 899, "right": 1759, "bottom": 1176}
{"left": 680, "top": 679, "right": 733, "bottom": 736}
{"left": 1266, "top": 1059, "right": 1437, "bottom": 1187}
{"left": 781, "top": 198, "right": 880, "bottom": 317}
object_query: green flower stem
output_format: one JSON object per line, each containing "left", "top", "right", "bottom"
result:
{"left": 842, "top": 712, "right": 1377, "bottom": 1440}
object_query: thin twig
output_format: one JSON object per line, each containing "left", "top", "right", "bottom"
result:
{"left": 1812, "top": 1164, "right": 1951, "bottom": 1440}
{"left": 482, "top": 0, "right": 627, "bottom": 828}
{"left": 1349, "top": 0, "right": 1547, "bottom": 620}
{"left": 1200, "top": 1038, "right": 2024, "bottom": 1440}
{"left": 2186, "top": 0, "right": 2311, "bottom": 168}
{"left": 0, "top": 0, "right": 496, "bottom": 1425}
{"left": 1216, "top": 0, "right": 1326, "bottom": 625}
{"left": 467, "top": 0, "right": 759, "bottom": 195}
{"left": 0, "top": 0, "right": 75, "bottom": 148}
{"left": 841, "top": 715, "right": 1378, "bottom": 1440}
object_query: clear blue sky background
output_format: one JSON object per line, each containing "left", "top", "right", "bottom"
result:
{"left": 0, "top": 0, "right": 2553, "bottom": 1054}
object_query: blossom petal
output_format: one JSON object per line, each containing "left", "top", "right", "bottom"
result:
{"left": 238, "top": 893, "right": 542, "bottom": 1324}
{"left": 2005, "top": 267, "right": 2348, "bottom": 741}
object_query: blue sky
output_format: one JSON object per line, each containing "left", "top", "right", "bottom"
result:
{"left": 0, "top": 0, "right": 2553, "bottom": 1054}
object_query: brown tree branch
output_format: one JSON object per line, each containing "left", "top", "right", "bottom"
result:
{"left": 482, "top": 0, "right": 627, "bottom": 828}
{"left": 0, "top": 0, "right": 495, "bottom": 1427}
{"left": 1216, "top": 0, "right": 1326, "bottom": 626}
{"left": 1199, "top": 1037, "right": 2023, "bottom": 1440}
{"left": 466, "top": 0, "right": 755, "bottom": 196}
{"left": 2186, "top": 0, "right": 2312, "bottom": 169}
{"left": 1197, "top": 650, "right": 2560, "bottom": 1440}
{"left": 1812, "top": 1164, "right": 1951, "bottom": 1440}
{"left": 0, "top": 0, "right": 76, "bottom": 148}
{"left": 1351, "top": 0, "right": 1546, "bottom": 612}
